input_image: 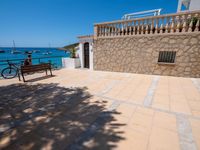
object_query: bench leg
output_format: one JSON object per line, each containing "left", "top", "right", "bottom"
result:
{"left": 18, "top": 71, "right": 21, "bottom": 81}
{"left": 22, "top": 73, "right": 26, "bottom": 82}
{"left": 45, "top": 70, "right": 48, "bottom": 75}
{"left": 49, "top": 68, "right": 53, "bottom": 76}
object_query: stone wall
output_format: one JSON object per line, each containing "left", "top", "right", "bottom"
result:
{"left": 93, "top": 33, "right": 200, "bottom": 78}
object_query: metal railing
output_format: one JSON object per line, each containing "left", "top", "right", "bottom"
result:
{"left": 122, "top": 9, "right": 162, "bottom": 20}
{"left": 94, "top": 10, "right": 200, "bottom": 38}
{"left": 0, "top": 56, "right": 65, "bottom": 70}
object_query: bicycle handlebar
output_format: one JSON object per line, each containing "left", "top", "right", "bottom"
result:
{"left": 6, "top": 60, "right": 24, "bottom": 66}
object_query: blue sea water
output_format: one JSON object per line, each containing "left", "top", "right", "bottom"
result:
{"left": 0, "top": 47, "right": 70, "bottom": 71}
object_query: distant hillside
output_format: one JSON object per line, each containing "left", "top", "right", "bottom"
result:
{"left": 63, "top": 43, "right": 79, "bottom": 50}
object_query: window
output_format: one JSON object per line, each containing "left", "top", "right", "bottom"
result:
{"left": 158, "top": 51, "right": 176, "bottom": 63}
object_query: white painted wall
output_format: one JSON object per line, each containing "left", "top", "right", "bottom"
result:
{"left": 177, "top": 0, "right": 200, "bottom": 12}
{"left": 89, "top": 43, "right": 93, "bottom": 70}
{"left": 190, "top": 0, "right": 200, "bottom": 11}
{"left": 62, "top": 58, "right": 81, "bottom": 69}
{"left": 77, "top": 43, "right": 84, "bottom": 68}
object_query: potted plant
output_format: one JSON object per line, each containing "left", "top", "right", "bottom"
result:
{"left": 61, "top": 43, "right": 81, "bottom": 69}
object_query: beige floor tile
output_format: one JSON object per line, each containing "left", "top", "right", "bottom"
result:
{"left": 148, "top": 126, "right": 180, "bottom": 150}
{"left": 128, "top": 112, "right": 153, "bottom": 134}
{"left": 152, "top": 102, "right": 170, "bottom": 111}
{"left": 116, "top": 104, "right": 136, "bottom": 118}
{"left": 191, "top": 110, "right": 200, "bottom": 117}
{"left": 116, "top": 85, "right": 137, "bottom": 101}
{"left": 104, "top": 83, "right": 126, "bottom": 99}
{"left": 116, "top": 129, "right": 149, "bottom": 150}
{"left": 111, "top": 115, "right": 129, "bottom": 125}
{"left": 129, "top": 93, "right": 146, "bottom": 104}
{"left": 189, "top": 101, "right": 200, "bottom": 111}
{"left": 169, "top": 94, "right": 187, "bottom": 102}
{"left": 135, "top": 107, "right": 155, "bottom": 116}
{"left": 153, "top": 94, "right": 170, "bottom": 104}
{"left": 170, "top": 100, "right": 191, "bottom": 115}
{"left": 153, "top": 111, "right": 177, "bottom": 132}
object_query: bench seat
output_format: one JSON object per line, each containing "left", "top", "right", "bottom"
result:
{"left": 21, "top": 63, "right": 52, "bottom": 82}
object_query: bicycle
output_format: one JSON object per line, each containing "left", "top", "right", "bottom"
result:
{"left": 1, "top": 60, "right": 22, "bottom": 80}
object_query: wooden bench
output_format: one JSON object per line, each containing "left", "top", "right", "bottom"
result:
{"left": 21, "top": 63, "right": 53, "bottom": 82}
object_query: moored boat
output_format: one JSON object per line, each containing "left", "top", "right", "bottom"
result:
{"left": 0, "top": 50, "right": 5, "bottom": 53}
{"left": 43, "top": 51, "right": 52, "bottom": 55}
{"left": 33, "top": 50, "right": 40, "bottom": 53}
{"left": 11, "top": 50, "right": 22, "bottom": 54}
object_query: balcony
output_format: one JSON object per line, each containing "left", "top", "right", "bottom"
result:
{"left": 94, "top": 10, "right": 200, "bottom": 39}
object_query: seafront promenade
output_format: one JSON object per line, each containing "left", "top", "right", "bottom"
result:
{"left": 0, "top": 69, "right": 200, "bottom": 150}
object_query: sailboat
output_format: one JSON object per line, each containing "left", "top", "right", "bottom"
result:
{"left": 43, "top": 43, "right": 52, "bottom": 55}
{"left": 11, "top": 40, "right": 22, "bottom": 54}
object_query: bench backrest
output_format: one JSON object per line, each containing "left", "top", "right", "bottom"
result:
{"left": 21, "top": 63, "right": 51, "bottom": 74}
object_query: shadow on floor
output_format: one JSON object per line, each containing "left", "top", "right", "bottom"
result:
{"left": 0, "top": 83, "right": 125, "bottom": 150}
{"left": 25, "top": 75, "right": 56, "bottom": 82}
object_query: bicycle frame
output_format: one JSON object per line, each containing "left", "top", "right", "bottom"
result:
{"left": 4, "top": 60, "right": 21, "bottom": 80}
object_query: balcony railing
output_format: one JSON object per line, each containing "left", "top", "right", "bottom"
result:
{"left": 94, "top": 10, "right": 200, "bottom": 38}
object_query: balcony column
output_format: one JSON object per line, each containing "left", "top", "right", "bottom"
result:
{"left": 133, "top": 20, "right": 136, "bottom": 35}
{"left": 155, "top": 18, "right": 158, "bottom": 34}
{"left": 160, "top": 17, "right": 164, "bottom": 34}
{"left": 170, "top": 16, "right": 175, "bottom": 33}
{"left": 94, "top": 25, "right": 98, "bottom": 39}
{"left": 165, "top": 17, "right": 170, "bottom": 33}
{"left": 195, "top": 14, "right": 200, "bottom": 32}
{"left": 188, "top": 14, "right": 193, "bottom": 32}
{"left": 138, "top": 20, "right": 140, "bottom": 34}
{"left": 150, "top": 19, "right": 154, "bottom": 34}
{"left": 182, "top": 15, "right": 187, "bottom": 32}
{"left": 176, "top": 16, "right": 180, "bottom": 32}
{"left": 145, "top": 19, "right": 149, "bottom": 34}
{"left": 141, "top": 20, "right": 144, "bottom": 34}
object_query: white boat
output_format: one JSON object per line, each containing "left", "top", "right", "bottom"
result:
{"left": 11, "top": 50, "right": 22, "bottom": 54}
{"left": 43, "top": 51, "right": 52, "bottom": 55}
{"left": 11, "top": 40, "right": 22, "bottom": 54}
{"left": 33, "top": 50, "right": 40, "bottom": 53}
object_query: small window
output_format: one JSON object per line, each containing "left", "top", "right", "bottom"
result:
{"left": 158, "top": 51, "right": 176, "bottom": 63}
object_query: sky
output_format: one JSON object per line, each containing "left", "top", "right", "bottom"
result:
{"left": 0, "top": 0, "right": 178, "bottom": 47}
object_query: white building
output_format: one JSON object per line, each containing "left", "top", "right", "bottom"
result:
{"left": 77, "top": 35, "right": 94, "bottom": 70}
{"left": 177, "top": 0, "right": 200, "bottom": 12}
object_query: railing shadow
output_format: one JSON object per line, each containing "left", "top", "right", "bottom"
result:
{"left": 0, "top": 83, "right": 125, "bottom": 150}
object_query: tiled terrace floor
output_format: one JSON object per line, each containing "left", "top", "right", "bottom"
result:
{"left": 0, "top": 69, "right": 200, "bottom": 150}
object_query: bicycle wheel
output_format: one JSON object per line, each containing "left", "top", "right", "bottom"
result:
{"left": 1, "top": 67, "right": 18, "bottom": 79}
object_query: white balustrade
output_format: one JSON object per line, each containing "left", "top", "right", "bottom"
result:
{"left": 94, "top": 10, "right": 200, "bottom": 38}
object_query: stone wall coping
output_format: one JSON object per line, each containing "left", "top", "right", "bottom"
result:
{"left": 77, "top": 35, "right": 94, "bottom": 39}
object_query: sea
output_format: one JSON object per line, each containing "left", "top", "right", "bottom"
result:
{"left": 0, "top": 47, "right": 70, "bottom": 72}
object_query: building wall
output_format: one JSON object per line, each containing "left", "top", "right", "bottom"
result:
{"left": 77, "top": 43, "right": 84, "bottom": 68}
{"left": 189, "top": 0, "right": 200, "bottom": 11}
{"left": 89, "top": 43, "right": 94, "bottom": 70}
{"left": 177, "top": 0, "right": 200, "bottom": 12}
{"left": 93, "top": 33, "right": 200, "bottom": 78}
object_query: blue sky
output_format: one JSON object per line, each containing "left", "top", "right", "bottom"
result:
{"left": 0, "top": 0, "right": 178, "bottom": 47}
